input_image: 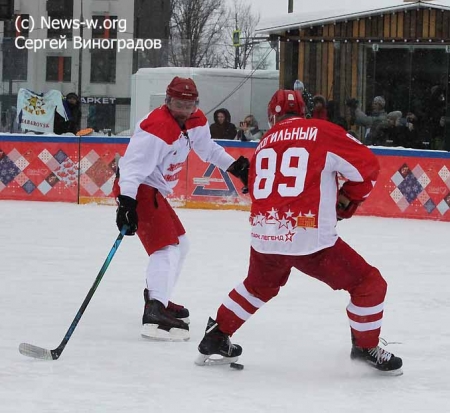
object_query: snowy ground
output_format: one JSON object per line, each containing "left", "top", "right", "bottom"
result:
{"left": 2, "top": 201, "right": 449, "bottom": 413}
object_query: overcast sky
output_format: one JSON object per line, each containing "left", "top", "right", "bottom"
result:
{"left": 247, "top": 0, "right": 450, "bottom": 22}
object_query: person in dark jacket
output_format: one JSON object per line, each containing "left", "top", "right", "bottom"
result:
{"left": 326, "top": 100, "right": 348, "bottom": 131}
{"left": 209, "top": 108, "right": 237, "bottom": 140}
{"left": 312, "top": 95, "right": 328, "bottom": 120}
{"left": 54, "top": 92, "right": 82, "bottom": 135}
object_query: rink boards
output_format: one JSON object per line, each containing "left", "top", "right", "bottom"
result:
{"left": 1, "top": 134, "right": 450, "bottom": 221}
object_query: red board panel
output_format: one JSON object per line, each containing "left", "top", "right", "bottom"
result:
{"left": 1, "top": 136, "right": 450, "bottom": 222}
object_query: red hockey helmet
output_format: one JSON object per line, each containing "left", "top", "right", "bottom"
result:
{"left": 166, "top": 76, "right": 199, "bottom": 101}
{"left": 267, "top": 89, "right": 305, "bottom": 126}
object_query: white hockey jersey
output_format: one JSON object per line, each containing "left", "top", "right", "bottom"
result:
{"left": 118, "top": 105, "right": 235, "bottom": 199}
{"left": 16, "top": 89, "right": 68, "bottom": 134}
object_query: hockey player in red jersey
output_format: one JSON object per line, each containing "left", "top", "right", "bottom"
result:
{"left": 114, "top": 76, "right": 249, "bottom": 341}
{"left": 196, "top": 89, "right": 403, "bottom": 374}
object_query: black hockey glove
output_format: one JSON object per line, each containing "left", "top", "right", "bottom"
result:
{"left": 116, "top": 195, "right": 138, "bottom": 235}
{"left": 227, "top": 156, "right": 250, "bottom": 194}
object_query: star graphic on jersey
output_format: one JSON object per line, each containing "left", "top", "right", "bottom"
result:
{"left": 285, "top": 230, "right": 295, "bottom": 242}
{"left": 278, "top": 217, "right": 290, "bottom": 229}
{"left": 253, "top": 213, "right": 266, "bottom": 226}
{"left": 304, "top": 210, "right": 315, "bottom": 218}
{"left": 267, "top": 207, "right": 278, "bottom": 219}
{"left": 285, "top": 209, "right": 294, "bottom": 218}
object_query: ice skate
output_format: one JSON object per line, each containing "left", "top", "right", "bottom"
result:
{"left": 141, "top": 298, "right": 189, "bottom": 342}
{"left": 167, "top": 301, "right": 190, "bottom": 324}
{"left": 195, "top": 317, "right": 242, "bottom": 366}
{"left": 144, "top": 289, "right": 190, "bottom": 324}
{"left": 351, "top": 344, "right": 403, "bottom": 376}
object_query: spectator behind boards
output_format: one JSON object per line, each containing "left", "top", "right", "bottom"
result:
{"left": 54, "top": 92, "right": 81, "bottom": 135}
{"left": 236, "top": 115, "right": 263, "bottom": 141}
{"left": 209, "top": 108, "right": 237, "bottom": 140}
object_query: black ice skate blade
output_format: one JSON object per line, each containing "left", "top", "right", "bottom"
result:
{"left": 376, "top": 367, "right": 403, "bottom": 376}
{"left": 352, "top": 359, "right": 403, "bottom": 376}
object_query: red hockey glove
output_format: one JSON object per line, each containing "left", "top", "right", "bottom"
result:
{"left": 336, "top": 190, "right": 360, "bottom": 220}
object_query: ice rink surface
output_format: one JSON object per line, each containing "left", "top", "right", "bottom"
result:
{"left": 2, "top": 201, "right": 449, "bottom": 413}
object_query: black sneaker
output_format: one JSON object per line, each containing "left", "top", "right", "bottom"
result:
{"left": 141, "top": 298, "right": 189, "bottom": 341}
{"left": 144, "top": 289, "right": 190, "bottom": 323}
{"left": 351, "top": 345, "right": 403, "bottom": 375}
{"left": 195, "top": 317, "right": 242, "bottom": 366}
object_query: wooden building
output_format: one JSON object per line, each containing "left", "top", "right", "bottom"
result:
{"left": 257, "top": 0, "right": 450, "bottom": 148}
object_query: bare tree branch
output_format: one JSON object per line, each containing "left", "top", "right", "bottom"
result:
{"left": 169, "top": 0, "right": 228, "bottom": 67}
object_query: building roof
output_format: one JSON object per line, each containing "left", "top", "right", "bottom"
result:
{"left": 256, "top": 0, "right": 450, "bottom": 34}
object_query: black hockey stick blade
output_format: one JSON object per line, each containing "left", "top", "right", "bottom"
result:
{"left": 19, "top": 227, "right": 128, "bottom": 360}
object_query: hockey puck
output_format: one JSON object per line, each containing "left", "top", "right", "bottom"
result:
{"left": 230, "top": 362, "right": 244, "bottom": 370}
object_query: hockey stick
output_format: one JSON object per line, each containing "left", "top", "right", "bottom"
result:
{"left": 19, "top": 226, "right": 128, "bottom": 360}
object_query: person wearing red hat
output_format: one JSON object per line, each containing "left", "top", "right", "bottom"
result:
{"left": 113, "top": 76, "right": 249, "bottom": 341}
{"left": 196, "top": 89, "right": 403, "bottom": 376}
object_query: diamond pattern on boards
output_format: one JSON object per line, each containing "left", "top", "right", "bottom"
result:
{"left": 390, "top": 187, "right": 403, "bottom": 203}
{"left": 80, "top": 174, "right": 99, "bottom": 195}
{"left": 397, "top": 173, "right": 423, "bottom": 203}
{"left": 46, "top": 157, "right": 60, "bottom": 172}
{"left": 53, "top": 150, "right": 68, "bottom": 164}
{"left": 84, "top": 149, "right": 100, "bottom": 165}
{"left": 37, "top": 180, "right": 52, "bottom": 195}
{"left": 417, "top": 173, "right": 431, "bottom": 189}
{"left": 437, "top": 199, "right": 450, "bottom": 215}
{"left": 15, "top": 156, "right": 30, "bottom": 171}
{"left": 391, "top": 171, "right": 404, "bottom": 187}
{"left": 22, "top": 180, "right": 36, "bottom": 194}
{"left": 38, "top": 149, "right": 53, "bottom": 163}
{"left": 412, "top": 164, "right": 425, "bottom": 179}
{"left": 0, "top": 157, "right": 21, "bottom": 185}
{"left": 444, "top": 176, "right": 450, "bottom": 190}
{"left": 85, "top": 158, "right": 114, "bottom": 187}
{"left": 423, "top": 198, "right": 436, "bottom": 213}
{"left": 7, "top": 148, "right": 22, "bottom": 163}
{"left": 80, "top": 157, "right": 93, "bottom": 173}
{"left": 417, "top": 190, "right": 430, "bottom": 205}
{"left": 438, "top": 166, "right": 450, "bottom": 182}
{"left": 397, "top": 197, "right": 409, "bottom": 212}
{"left": 100, "top": 174, "right": 115, "bottom": 196}
{"left": 14, "top": 172, "right": 29, "bottom": 186}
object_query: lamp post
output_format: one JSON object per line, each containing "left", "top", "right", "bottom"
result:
{"left": 76, "top": 0, "right": 84, "bottom": 203}
{"left": 77, "top": 0, "right": 84, "bottom": 99}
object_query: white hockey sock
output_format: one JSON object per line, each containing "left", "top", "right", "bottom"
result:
{"left": 145, "top": 235, "right": 189, "bottom": 307}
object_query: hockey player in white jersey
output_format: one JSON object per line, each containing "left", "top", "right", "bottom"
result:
{"left": 114, "top": 76, "right": 249, "bottom": 341}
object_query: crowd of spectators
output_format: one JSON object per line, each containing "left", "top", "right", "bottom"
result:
{"left": 209, "top": 108, "right": 263, "bottom": 141}
{"left": 345, "top": 85, "right": 448, "bottom": 150}
{"left": 209, "top": 78, "right": 448, "bottom": 151}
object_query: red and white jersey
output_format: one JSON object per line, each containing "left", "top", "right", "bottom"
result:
{"left": 119, "top": 105, "right": 235, "bottom": 199}
{"left": 248, "top": 117, "right": 380, "bottom": 255}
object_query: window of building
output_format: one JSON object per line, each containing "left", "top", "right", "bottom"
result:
{"left": 46, "top": 56, "right": 72, "bottom": 82}
{"left": 0, "top": 0, "right": 14, "bottom": 20}
{"left": 46, "top": 0, "right": 74, "bottom": 39}
{"left": 90, "top": 50, "right": 116, "bottom": 83}
{"left": 3, "top": 14, "right": 29, "bottom": 37}
{"left": 2, "top": 38, "right": 27, "bottom": 81}
{"left": 91, "top": 15, "right": 118, "bottom": 39}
